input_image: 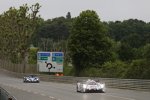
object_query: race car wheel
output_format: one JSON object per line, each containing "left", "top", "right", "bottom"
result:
{"left": 76, "top": 86, "right": 79, "bottom": 92}
{"left": 101, "top": 89, "right": 105, "bottom": 93}
{"left": 81, "top": 88, "right": 86, "bottom": 93}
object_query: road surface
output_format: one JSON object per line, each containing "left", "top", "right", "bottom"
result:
{"left": 0, "top": 70, "right": 150, "bottom": 100}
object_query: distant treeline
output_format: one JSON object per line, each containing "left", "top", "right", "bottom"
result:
{"left": 1, "top": 3, "right": 150, "bottom": 78}
{"left": 32, "top": 12, "right": 150, "bottom": 79}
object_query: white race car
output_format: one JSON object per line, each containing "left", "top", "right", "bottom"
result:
{"left": 76, "top": 79, "right": 105, "bottom": 93}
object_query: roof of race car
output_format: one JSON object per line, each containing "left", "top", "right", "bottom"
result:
{"left": 79, "top": 79, "right": 97, "bottom": 83}
{"left": 25, "top": 75, "right": 38, "bottom": 77}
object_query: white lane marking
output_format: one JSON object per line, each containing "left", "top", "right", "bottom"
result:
{"left": 102, "top": 94, "right": 136, "bottom": 100}
{"left": 49, "top": 96, "right": 55, "bottom": 99}
{"left": 49, "top": 96, "right": 60, "bottom": 100}
{"left": 27, "top": 90, "right": 31, "bottom": 92}
{"left": 40, "top": 93, "right": 46, "bottom": 96}
{"left": 33, "top": 92, "right": 38, "bottom": 94}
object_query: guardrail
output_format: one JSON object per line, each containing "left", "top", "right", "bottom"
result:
{"left": 1, "top": 69, "right": 150, "bottom": 92}
{"left": 38, "top": 75, "right": 150, "bottom": 91}
{"left": 0, "top": 87, "right": 17, "bottom": 100}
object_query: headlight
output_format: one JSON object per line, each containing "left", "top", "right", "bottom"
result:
{"left": 27, "top": 78, "right": 30, "bottom": 80}
{"left": 83, "top": 84, "right": 87, "bottom": 88}
{"left": 36, "top": 78, "right": 39, "bottom": 80}
{"left": 97, "top": 83, "right": 105, "bottom": 89}
{"left": 100, "top": 84, "right": 105, "bottom": 89}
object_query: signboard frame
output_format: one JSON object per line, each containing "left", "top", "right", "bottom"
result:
{"left": 37, "top": 51, "right": 64, "bottom": 73}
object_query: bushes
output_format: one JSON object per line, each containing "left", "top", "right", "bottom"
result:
{"left": 63, "top": 63, "right": 75, "bottom": 76}
{"left": 28, "top": 47, "right": 38, "bottom": 64}
{"left": 101, "top": 60, "right": 127, "bottom": 78}
{"left": 125, "top": 59, "right": 150, "bottom": 79}
{"left": 63, "top": 58, "right": 150, "bottom": 79}
{"left": 67, "top": 60, "right": 127, "bottom": 78}
{"left": 64, "top": 59, "right": 150, "bottom": 79}
{"left": 80, "top": 67, "right": 102, "bottom": 77}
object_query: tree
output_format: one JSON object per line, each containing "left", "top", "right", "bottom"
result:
{"left": 66, "top": 12, "right": 71, "bottom": 19}
{"left": 0, "top": 3, "right": 41, "bottom": 73}
{"left": 67, "top": 10, "right": 113, "bottom": 76}
{"left": 142, "top": 43, "right": 150, "bottom": 60}
{"left": 124, "top": 44, "right": 150, "bottom": 79}
{"left": 118, "top": 43, "right": 135, "bottom": 61}
{"left": 33, "top": 16, "right": 72, "bottom": 51}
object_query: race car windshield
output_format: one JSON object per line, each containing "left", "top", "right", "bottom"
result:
{"left": 87, "top": 82, "right": 97, "bottom": 85}
{"left": 29, "top": 75, "right": 37, "bottom": 77}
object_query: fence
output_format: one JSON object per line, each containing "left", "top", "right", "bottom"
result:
{"left": 0, "top": 59, "right": 37, "bottom": 74}
{"left": 0, "top": 87, "right": 17, "bottom": 100}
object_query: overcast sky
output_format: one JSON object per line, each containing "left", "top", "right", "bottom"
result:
{"left": 0, "top": 0, "right": 150, "bottom": 22}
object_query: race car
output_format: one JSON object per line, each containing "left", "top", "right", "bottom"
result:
{"left": 76, "top": 79, "right": 105, "bottom": 93}
{"left": 23, "top": 75, "right": 40, "bottom": 83}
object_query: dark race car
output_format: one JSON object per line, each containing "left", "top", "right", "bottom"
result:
{"left": 23, "top": 75, "right": 40, "bottom": 83}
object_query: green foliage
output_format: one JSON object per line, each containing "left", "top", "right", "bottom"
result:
{"left": 108, "top": 40, "right": 120, "bottom": 61}
{"left": 118, "top": 43, "right": 135, "bottom": 61}
{"left": 28, "top": 47, "right": 38, "bottom": 64}
{"left": 32, "top": 16, "right": 72, "bottom": 52}
{"left": 107, "top": 19, "right": 147, "bottom": 43}
{"left": 101, "top": 60, "right": 127, "bottom": 78}
{"left": 142, "top": 44, "right": 150, "bottom": 60}
{"left": 68, "top": 10, "right": 113, "bottom": 76}
{"left": 63, "top": 63, "right": 74, "bottom": 76}
{"left": 134, "top": 43, "right": 150, "bottom": 60}
{"left": 124, "top": 43, "right": 150, "bottom": 79}
{"left": 0, "top": 3, "right": 40, "bottom": 56}
{"left": 37, "top": 17, "right": 70, "bottom": 40}
{"left": 80, "top": 67, "right": 101, "bottom": 77}
{"left": 0, "top": 3, "right": 41, "bottom": 73}
{"left": 121, "top": 33, "right": 142, "bottom": 48}
{"left": 125, "top": 59, "right": 150, "bottom": 79}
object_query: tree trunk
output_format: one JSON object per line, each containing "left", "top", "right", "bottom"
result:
{"left": 22, "top": 52, "right": 28, "bottom": 73}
